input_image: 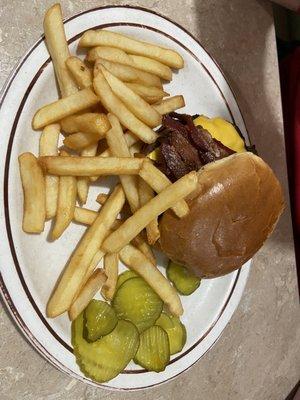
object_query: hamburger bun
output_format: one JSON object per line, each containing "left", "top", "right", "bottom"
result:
{"left": 159, "top": 152, "right": 284, "bottom": 278}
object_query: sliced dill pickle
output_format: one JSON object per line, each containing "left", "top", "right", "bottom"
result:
{"left": 72, "top": 313, "right": 139, "bottom": 383}
{"left": 134, "top": 325, "right": 170, "bottom": 372}
{"left": 156, "top": 312, "right": 187, "bottom": 355}
{"left": 112, "top": 277, "right": 163, "bottom": 332}
{"left": 167, "top": 261, "right": 201, "bottom": 295}
{"left": 116, "top": 270, "right": 138, "bottom": 291}
{"left": 84, "top": 300, "right": 118, "bottom": 342}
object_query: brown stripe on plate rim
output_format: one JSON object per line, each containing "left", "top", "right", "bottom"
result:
{"left": 0, "top": 6, "right": 248, "bottom": 388}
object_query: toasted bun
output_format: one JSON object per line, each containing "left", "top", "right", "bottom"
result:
{"left": 159, "top": 152, "right": 284, "bottom": 278}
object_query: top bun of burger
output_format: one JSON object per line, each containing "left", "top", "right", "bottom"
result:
{"left": 159, "top": 152, "right": 284, "bottom": 278}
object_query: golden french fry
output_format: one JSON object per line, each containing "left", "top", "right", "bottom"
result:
{"left": 94, "top": 58, "right": 138, "bottom": 82}
{"left": 131, "top": 234, "right": 156, "bottom": 266}
{"left": 138, "top": 178, "right": 160, "bottom": 245}
{"left": 79, "top": 30, "right": 184, "bottom": 69}
{"left": 102, "top": 171, "right": 197, "bottom": 253}
{"left": 139, "top": 160, "right": 189, "bottom": 218}
{"left": 89, "top": 46, "right": 171, "bottom": 80}
{"left": 39, "top": 124, "right": 60, "bottom": 219}
{"left": 101, "top": 253, "right": 119, "bottom": 300}
{"left": 153, "top": 95, "right": 185, "bottom": 115}
{"left": 96, "top": 193, "right": 108, "bottom": 205}
{"left": 88, "top": 133, "right": 139, "bottom": 183}
{"left": 77, "top": 178, "right": 89, "bottom": 204}
{"left": 60, "top": 113, "right": 110, "bottom": 136}
{"left": 32, "top": 88, "right": 99, "bottom": 130}
{"left": 52, "top": 151, "right": 77, "bottom": 240}
{"left": 130, "top": 55, "right": 172, "bottom": 81}
{"left": 129, "top": 141, "right": 142, "bottom": 157}
{"left": 18, "top": 153, "right": 46, "bottom": 233}
{"left": 73, "top": 205, "right": 156, "bottom": 266}
{"left": 101, "top": 67, "right": 161, "bottom": 128}
{"left": 125, "top": 83, "right": 168, "bottom": 103}
{"left": 93, "top": 70, "right": 158, "bottom": 143}
{"left": 106, "top": 114, "right": 140, "bottom": 212}
{"left": 134, "top": 69, "right": 162, "bottom": 89}
{"left": 124, "top": 131, "right": 140, "bottom": 147}
{"left": 63, "top": 131, "right": 100, "bottom": 150}
{"left": 87, "top": 46, "right": 133, "bottom": 64}
{"left": 87, "top": 249, "right": 106, "bottom": 274}
{"left": 43, "top": 4, "right": 78, "bottom": 97}
{"left": 66, "top": 56, "right": 93, "bottom": 89}
{"left": 68, "top": 269, "right": 107, "bottom": 321}
{"left": 88, "top": 47, "right": 162, "bottom": 88}
{"left": 74, "top": 206, "right": 98, "bottom": 225}
{"left": 77, "top": 143, "right": 98, "bottom": 204}
{"left": 119, "top": 244, "right": 183, "bottom": 316}
{"left": 39, "top": 156, "right": 143, "bottom": 176}
{"left": 47, "top": 185, "right": 125, "bottom": 317}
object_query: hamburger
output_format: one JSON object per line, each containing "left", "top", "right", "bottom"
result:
{"left": 142, "top": 113, "right": 284, "bottom": 278}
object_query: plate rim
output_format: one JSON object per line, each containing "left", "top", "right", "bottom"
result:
{"left": 0, "top": 4, "right": 251, "bottom": 391}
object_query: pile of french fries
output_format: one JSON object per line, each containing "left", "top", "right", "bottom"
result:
{"left": 18, "top": 4, "right": 195, "bottom": 322}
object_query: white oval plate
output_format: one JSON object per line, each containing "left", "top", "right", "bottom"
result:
{"left": 0, "top": 5, "right": 251, "bottom": 391}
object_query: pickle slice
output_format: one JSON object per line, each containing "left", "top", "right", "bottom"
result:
{"left": 167, "top": 261, "right": 201, "bottom": 295}
{"left": 134, "top": 325, "right": 170, "bottom": 372}
{"left": 84, "top": 300, "right": 118, "bottom": 342}
{"left": 116, "top": 270, "right": 138, "bottom": 291}
{"left": 113, "top": 277, "right": 163, "bottom": 332}
{"left": 72, "top": 313, "right": 139, "bottom": 383}
{"left": 156, "top": 312, "right": 187, "bottom": 355}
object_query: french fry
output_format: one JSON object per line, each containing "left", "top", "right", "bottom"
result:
{"left": 101, "top": 67, "right": 162, "bottom": 128}
{"left": 119, "top": 244, "right": 183, "bottom": 316}
{"left": 66, "top": 56, "right": 93, "bottom": 89}
{"left": 73, "top": 205, "right": 156, "bottom": 266}
{"left": 87, "top": 46, "right": 133, "bottom": 65}
{"left": 106, "top": 114, "right": 140, "bottom": 212}
{"left": 131, "top": 234, "right": 156, "bottom": 266}
{"left": 68, "top": 269, "right": 107, "bottom": 321}
{"left": 43, "top": 4, "right": 78, "bottom": 97}
{"left": 39, "top": 156, "right": 143, "bottom": 176}
{"left": 96, "top": 193, "right": 108, "bottom": 205}
{"left": 153, "top": 95, "right": 185, "bottom": 115}
{"left": 101, "top": 253, "right": 119, "bottom": 300}
{"left": 130, "top": 55, "right": 172, "bottom": 81}
{"left": 77, "top": 178, "right": 89, "bottom": 204}
{"left": 63, "top": 131, "right": 100, "bottom": 150}
{"left": 90, "top": 130, "right": 139, "bottom": 177}
{"left": 77, "top": 144, "right": 98, "bottom": 204}
{"left": 139, "top": 159, "right": 189, "bottom": 218}
{"left": 134, "top": 69, "right": 162, "bottom": 89}
{"left": 88, "top": 47, "right": 162, "bottom": 88}
{"left": 94, "top": 58, "right": 138, "bottom": 82}
{"left": 87, "top": 249, "right": 106, "bottom": 277}
{"left": 93, "top": 70, "right": 158, "bottom": 143}
{"left": 18, "top": 153, "right": 46, "bottom": 233}
{"left": 102, "top": 171, "right": 198, "bottom": 253}
{"left": 74, "top": 206, "right": 98, "bottom": 225}
{"left": 125, "top": 131, "right": 139, "bottom": 147}
{"left": 138, "top": 178, "right": 160, "bottom": 245}
{"left": 60, "top": 113, "right": 110, "bottom": 136}
{"left": 32, "top": 88, "right": 99, "bottom": 130}
{"left": 39, "top": 124, "right": 60, "bottom": 219}
{"left": 46, "top": 185, "right": 125, "bottom": 317}
{"left": 51, "top": 151, "right": 77, "bottom": 240}
{"left": 79, "top": 30, "right": 184, "bottom": 69}
{"left": 129, "top": 141, "right": 142, "bottom": 157}
{"left": 125, "top": 83, "right": 168, "bottom": 104}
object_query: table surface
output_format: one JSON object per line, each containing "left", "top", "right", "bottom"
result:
{"left": 0, "top": 1, "right": 299, "bottom": 399}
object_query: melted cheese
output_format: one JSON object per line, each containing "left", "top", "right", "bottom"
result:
{"left": 193, "top": 116, "right": 246, "bottom": 153}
